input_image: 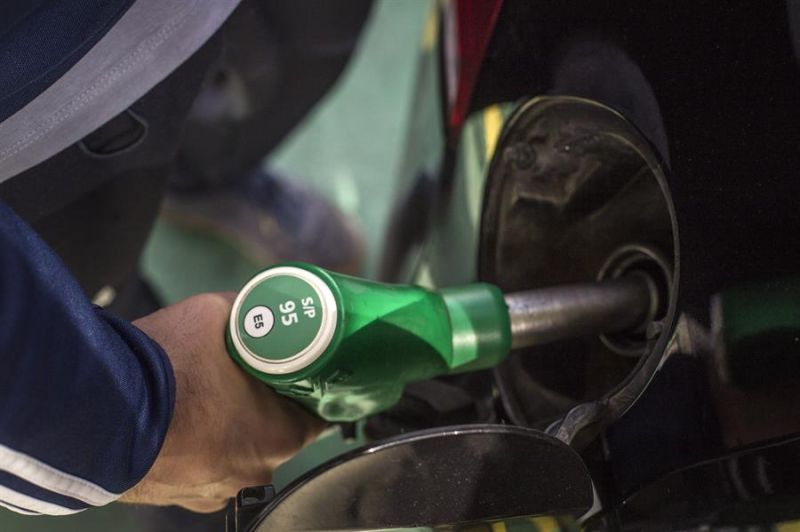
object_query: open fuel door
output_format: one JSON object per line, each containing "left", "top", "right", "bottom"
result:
{"left": 228, "top": 424, "right": 594, "bottom": 531}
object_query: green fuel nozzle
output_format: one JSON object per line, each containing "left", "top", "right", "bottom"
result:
{"left": 226, "top": 263, "right": 510, "bottom": 422}
{"left": 226, "top": 262, "right": 655, "bottom": 422}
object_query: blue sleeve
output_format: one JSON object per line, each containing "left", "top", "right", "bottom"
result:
{"left": 0, "top": 200, "right": 175, "bottom": 516}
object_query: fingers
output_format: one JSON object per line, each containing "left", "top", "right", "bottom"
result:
{"left": 284, "top": 397, "right": 326, "bottom": 445}
{"left": 261, "top": 389, "right": 326, "bottom": 452}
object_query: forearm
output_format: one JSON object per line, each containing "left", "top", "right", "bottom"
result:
{"left": 0, "top": 200, "right": 174, "bottom": 515}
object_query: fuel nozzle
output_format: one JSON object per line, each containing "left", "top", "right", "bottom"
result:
{"left": 226, "top": 263, "right": 655, "bottom": 422}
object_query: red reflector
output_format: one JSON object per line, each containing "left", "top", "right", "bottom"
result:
{"left": 444, "top": 0, "right": 504, "bottom": 140}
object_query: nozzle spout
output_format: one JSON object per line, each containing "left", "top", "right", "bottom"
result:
{"left": 504, "top": 275, "right": 656, "bottom": 349}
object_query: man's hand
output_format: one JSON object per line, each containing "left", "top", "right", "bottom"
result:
{"left": 121, "top": 293, "right": 324, "bottom": 513}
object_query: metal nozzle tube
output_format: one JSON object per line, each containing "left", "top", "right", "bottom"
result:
{"left": 504, "top": 275, "right": 656, "bottom": 349}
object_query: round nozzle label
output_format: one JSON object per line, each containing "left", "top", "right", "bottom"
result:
{"left": 229, "top": 266, "right": 338, "bottom": 375}
{"left": 244, "top": 306, "right": 274, "bottom": 338}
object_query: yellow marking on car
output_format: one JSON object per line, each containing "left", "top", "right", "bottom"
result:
{"left": 483, "top": 104, "right": 504, "bottom": 160}
{"left": 529, "top": 516, "right": 561, "bottom": 531}
{"left": 420, "top": 3, "right": 439, "bottom": 51}
{"left": 777, "top": 521, "right": 800, "bottom": 532}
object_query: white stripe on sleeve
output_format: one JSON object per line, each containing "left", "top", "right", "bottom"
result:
{"left": 0, "top": 485, "right": 84, "bottom": 516}
{"left": 0, "top": 498, "right": 42, "bottom": 515}
{"left": 0, "top": 444, "right": 120, "bottom": 507}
